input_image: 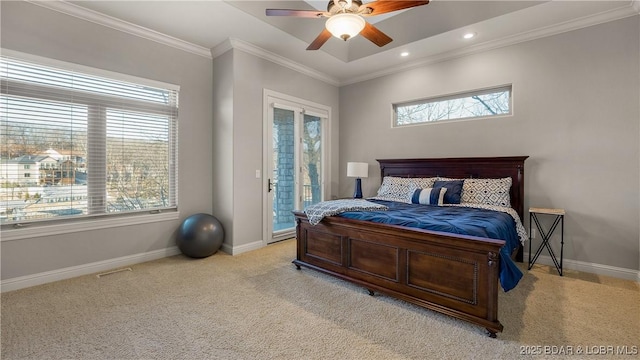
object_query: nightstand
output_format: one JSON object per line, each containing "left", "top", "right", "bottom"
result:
{"left": 528, "top": 207, "right": 565, "bottom": 276}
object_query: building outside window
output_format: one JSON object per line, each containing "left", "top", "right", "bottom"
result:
{"left": 0, "top": 54, "right": 179, "bottom": 224}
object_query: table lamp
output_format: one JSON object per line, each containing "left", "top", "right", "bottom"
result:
{"left": 347, "top": 162, "right": 368, "bottom": 199}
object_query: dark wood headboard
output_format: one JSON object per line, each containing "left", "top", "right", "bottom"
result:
{"left": 377, "top": 156, "right": 528, "bottom": 222}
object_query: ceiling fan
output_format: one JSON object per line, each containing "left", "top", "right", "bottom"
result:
{"left": 266, "top": 0, "right": 430, "bottom": 50}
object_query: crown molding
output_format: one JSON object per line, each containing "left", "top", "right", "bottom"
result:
{"left": 27, "top": 0, "right": 212, "bottom": 59}
{"left": 27, "top": 1, "right": 338, "bottom": 86}
{"left": 210, "top": 39, "right": 234, "bottom": 59}
{"left": 25, "top": 0, "right": 639, "bottom": 88}
{"left": 212, "top": 38, "right": 341, "bottom": 87}
{"left": 342, "top": 2, "right": 639, "bottom": 86}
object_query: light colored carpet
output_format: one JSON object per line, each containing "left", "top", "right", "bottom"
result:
{"left": 1, "top": 239, "right": 638, "bottom": 359}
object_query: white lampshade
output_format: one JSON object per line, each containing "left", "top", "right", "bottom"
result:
{"left": 347, "top": 162, "right": 368, "bottom": 178}
{"left": 325, "top": 13, "right": 366, "bottom": 41}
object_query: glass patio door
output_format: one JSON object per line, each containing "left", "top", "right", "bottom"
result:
{"left": 301, "top": 114, "right": 322, "bottom": 210}
{"left": 271, "top": 107, "right": 297, "bottom": 233}
{"left": 264, "top": 92, "right": 327, "bottom": 244}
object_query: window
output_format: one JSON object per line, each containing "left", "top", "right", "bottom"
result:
{"left": 393, "top": 85, "right": 511, "bottom": 127}
{"left": 0, "top": 54, "right": 179, "bottom": 225}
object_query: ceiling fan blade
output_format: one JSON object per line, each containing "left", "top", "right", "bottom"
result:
{"left": 360, "top": 22, "right": 393, "bottom": 47}
{"left": 266, "top": 9, "right": 327, "bottom": 18}
{"left": 361, "top": 0, "right": 430, "bottom": 16}
{"left": 307, "top": 29, "right": 333, "bottom": 50}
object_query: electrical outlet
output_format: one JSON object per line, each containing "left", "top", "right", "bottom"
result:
{"left": 531, "top": 228, "right": 536, "bottom": 239}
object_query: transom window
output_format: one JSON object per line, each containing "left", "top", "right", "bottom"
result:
{"left": 0, "top": 54, "right": 179, "bottom": 225}
{"left": 393, "top": 85, "right": 512, "bottom": 127}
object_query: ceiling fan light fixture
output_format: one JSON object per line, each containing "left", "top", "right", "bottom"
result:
{"left": 325, "top": 13, "right": 366, "bottom": 41}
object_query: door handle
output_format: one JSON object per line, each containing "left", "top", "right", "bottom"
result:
{"left": 268, "top": 179, "right": 273, "bottom": 192}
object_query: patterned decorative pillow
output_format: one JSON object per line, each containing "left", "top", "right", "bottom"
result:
{"left": 410, "top": 177, "right": 437, "bottom": 189}
{"left": 432, "top": 180, "right": 463, "bottom": 204}
{"left": 461, "top": 177, "right": 512, "bottom": 207}
{"left": 411, "top": 187, "right": 447, "bottom": 206}
{"left": 373, "top": 178, "right": 416, "bottom": 203}
{"left": 436, "top": 177, "right": 462, "bottom": 181}
{"left": 374, "top": 177, "right": 436, "bottom": 203}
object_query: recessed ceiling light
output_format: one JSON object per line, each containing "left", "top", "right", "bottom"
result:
{"left": 400, "top": 52, "right": 410, "bottom": 57}
{"left": 463, "top": 32, "right": 476, "bottom": 39}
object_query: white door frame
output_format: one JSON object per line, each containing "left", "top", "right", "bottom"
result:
{"left": 262, "top": 89, "right": 331, "bottom": 245}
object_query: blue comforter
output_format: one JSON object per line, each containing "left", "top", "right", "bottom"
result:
{"left": 338, "top": 200, "right": 523, "bottom": 292}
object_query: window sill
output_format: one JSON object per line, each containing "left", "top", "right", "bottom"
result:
{"left": 0, "top": 211, "right": 180, "bottom": 242}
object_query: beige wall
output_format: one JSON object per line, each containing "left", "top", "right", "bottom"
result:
{"left": 213, "top": 48, "right": 340, "bottom": 251}
{"left": 212, "top": 50, "right": 235, "bottom": 250}
{"left": 339, "top": 16, "right": 640, "bottom": 271}
{"left": 1, "top": 2, "right": 213, "bottom": 280}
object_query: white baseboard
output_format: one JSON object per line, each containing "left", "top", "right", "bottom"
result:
{"left": 1, "top": 246, "right": 181, "bottom": 293}
{"left": 524, "top": 252, "right": 640, "bottom": 282}
{"left": 2, "top": 240, "right": 268, "bottom": 292}
{"left": 221, "top": 240, "right": 264, "bottom": 255}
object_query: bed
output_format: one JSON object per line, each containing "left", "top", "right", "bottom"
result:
{"left": 292, "top": 156, "right": 528, "bottom": 337}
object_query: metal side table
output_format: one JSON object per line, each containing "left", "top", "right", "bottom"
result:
{"left": 528, "top": 207, "right": 565, "bottom": 276}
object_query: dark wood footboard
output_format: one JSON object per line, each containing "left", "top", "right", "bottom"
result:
{"left": 293, "top": 212, "right": 505, "bottom": 337}
{"left": 292, "top": 156, "right": 527, "bottom": 337}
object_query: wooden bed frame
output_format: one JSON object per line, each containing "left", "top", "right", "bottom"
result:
{"left": 292, "top": 156, "right": 528, "bottom": 337}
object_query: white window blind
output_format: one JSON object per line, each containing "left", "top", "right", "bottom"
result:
{"left": 0, "top": 55, "right": 178, "bottom": 225}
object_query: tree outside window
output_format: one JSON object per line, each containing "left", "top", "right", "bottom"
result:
{"left": 0, "top": 56, "right": 178, "bottom": 224}
{"left": 394, "top": 86, "right": 511, "bottom": 126}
